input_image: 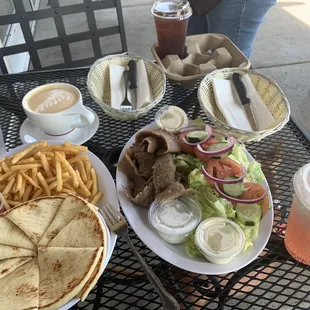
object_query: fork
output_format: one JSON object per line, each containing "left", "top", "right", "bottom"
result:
{"left": 120, "top": 70, "right": 133, "bottom": 110}
{"left": 99, "top": 203, "right": 180, "bottom": 310}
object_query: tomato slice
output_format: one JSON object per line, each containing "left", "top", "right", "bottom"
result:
{"left": 178, "top": 135, "right": 196, "bottom": 155}
{"left": 201, "top": 137, "right": 219, "bottom": 148}
{"left": 218, "top": 158, "right": 244, "bottom": 177}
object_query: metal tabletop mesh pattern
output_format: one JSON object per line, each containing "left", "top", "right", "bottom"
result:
{"left": 0, "top": 68, "right": 310, "bottom": 310}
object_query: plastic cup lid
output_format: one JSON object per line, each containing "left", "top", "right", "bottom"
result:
{"left": 294, "top": 163, "right": 310, "bottom": 210}
{"left": 151, "top": 0, "right": 192, "bottom": 20}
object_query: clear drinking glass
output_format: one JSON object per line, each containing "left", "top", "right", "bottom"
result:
{"left": 285, "top": 163, "right": 310, "bottom": 264}
{"left": 0, "top": 126, "right": 6, "bottom": 155}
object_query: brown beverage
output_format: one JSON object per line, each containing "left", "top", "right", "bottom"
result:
{"left": 28, "top": 85, "right": 78, "bottom": 114}
{"left": 151, "top": 1, "right": 192, "bottom": 59}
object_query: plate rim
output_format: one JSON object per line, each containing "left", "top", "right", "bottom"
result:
{"left": 0, "top": 141, "right": 118, "bottom": 309}
{"left": 116, "top": 123, "right": 274, "bottom": 275}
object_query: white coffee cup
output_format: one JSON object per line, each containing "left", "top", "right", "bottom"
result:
{"left": 22, "top": 83, "right": 95, "bottom": 136}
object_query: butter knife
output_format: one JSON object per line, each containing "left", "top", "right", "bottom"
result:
{"left": 232, "top": 73, "right": 257, "bottom": 131}
{"left": 128, "top": 60, "right": 137, "bottom": 110}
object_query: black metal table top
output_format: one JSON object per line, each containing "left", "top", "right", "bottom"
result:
{"left": 1, "top": 68, "right": 310, "bottom": 310}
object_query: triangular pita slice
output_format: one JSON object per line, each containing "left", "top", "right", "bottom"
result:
{"left": 48, "top": 205, "right": 105, "bottom": 248}
{"left": 0, "top": 217, "right": 36, "bottom": 251}
{"left": 0, "top": 257, "right": 32, "bottom": 280}
{"left": 38, "top": 247, "right": 102, "bottom": 310}
{"left": 0, "top": 258, "right": 39, "bottom": 310}
{"left": 78, "top": 224, "right": 108, "bottom": 300}
{"left": 5, "top": 197, "right": 64, "bottom": 244}
{"left": 0, "top": 244, "right": 36, "bottom": 260}
{"left": 38, "top": 195, "right": 87, "bottom": 246}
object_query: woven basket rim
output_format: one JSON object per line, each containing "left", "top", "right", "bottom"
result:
{"left": 87, "top": 52, "right": 166, "bottom": 114}
{"left": 198, "top": 68, "right": 291, "bottom": 135}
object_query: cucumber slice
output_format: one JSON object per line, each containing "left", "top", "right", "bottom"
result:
{"left": 223, "top": 177, "right": 245, "bottom": 197}
{"left": 236, "top": 203, "right": 262, "bottom": 225}
{"left": 186, "top": 131, "right": 209, "bottom": 143}
{"left": 207, "top": 142, "right": 230, "bottom": 158}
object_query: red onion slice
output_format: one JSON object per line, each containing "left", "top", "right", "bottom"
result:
{"left": 214, "top": 182, "right": 268, "bottom": 204}
{"left": 202, "top": 164, "right": 246, "bottom": 184}
{"left": 179, "top": 125, "right": 213, "bottom": 146}
{"left": 197, "top": 136, "right": 236, "bottom": 156}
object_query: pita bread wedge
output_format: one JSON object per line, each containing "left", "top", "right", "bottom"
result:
{"left": 5, "top": 197, "right": 64, "bottom": 244}
{"left": 0, "top": 217, "right": 36, "bottom": 251}
{"left": 78, "top": 221, "right": 108, "bottom": 301}
{"left": 0, "top": 244, "right": 36, "bottom": 260}
{"left": 38, "top": 195, "right": 87, "bottom": 246}
{"left": 0, "top": 257, "right": 32, "bottom": 280}
{"left": 38, "top": 247, "right": 102, "bottom": 310}
{"left": 0, "top": 258, "right": 39, "bottom": 310}
{"left": 48, "top": 205, "right": 105, "bottom": 248}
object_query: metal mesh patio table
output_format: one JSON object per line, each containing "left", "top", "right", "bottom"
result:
{"left": 0, "top": 67, "right": 309, "bottom": 310}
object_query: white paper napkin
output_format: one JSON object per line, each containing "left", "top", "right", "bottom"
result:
{"left": 109, "top": 60, "right": 153, "bottom": 110}
{"left": 212, "top": 75, "right": 275, "bottom": 131}
{"left": 109, "top": 64, "right": 132, "bottom": 110}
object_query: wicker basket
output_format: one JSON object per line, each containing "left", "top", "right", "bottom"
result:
{"left": 198, "top": 68, "right": 291, "bottom": 142}
{"left": 87, "top": 53, "right": 166, "bottom": 120}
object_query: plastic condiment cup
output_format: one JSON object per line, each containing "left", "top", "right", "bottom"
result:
{"left": 195, "top": 217, "right": 245, "bottom": 264}
{"left": 285, "top": 163, "right": 310, "bottom": 264}
{"left": 155, "top": 105, "right": 188, "bottom": 133}
{"left": 148, "top": 197, "right": 202, "bottom": 244}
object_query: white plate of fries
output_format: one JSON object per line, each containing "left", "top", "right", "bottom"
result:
{"left": 0, "top": 140, "right": 120, "bottom": 309}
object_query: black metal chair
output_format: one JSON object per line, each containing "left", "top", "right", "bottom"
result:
{"left": 0, "top": 0, "right": 127, "bottom": 74}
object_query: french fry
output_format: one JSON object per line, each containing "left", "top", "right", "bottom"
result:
{"left": 37, "top": 172, "right": 51, "bottom": 196}
{"left": 64, "top": 141, "right": 71, "bottom": 147}
{"left": 55, "top": 156, "right": 62, "bottom": 192}
{"left": 16, "top": 173, "right": 23, "bottom": 192}
{"left": 11, "top": 141, "right": 48, "bottom": 164}
{"left": 90, "top": 192, "right": 103, "bottom": 205}
{"left": 0, "top": 157, "right": 7, "bottom": 163}
{"left": 61, "top": 188, "right": 77, "bottom": 195}
{"left": 86, "top": 179, "right": 93, "bottom": 191}
{"left": 7, "top": 171, "right": 18, "bottom": 181}
{"left": 21, "top": 171, "right": 40, "bottom": 189}
{"left": 0, "top": 184, "right": 5, "bottom": 191}
{"left": 1, "top": 161, "right": 10, "bottom": 173}
{"left": 6, "top": 200, "right": 20, "bottom": 207}
{"left": 32, "top": 188, "right": 43, "bottom": 200}
{"left": 0, "top": 170, "right": 15, "bottom": 182}
{"left": 40, "top": 153, "right": 53, "bottom": 178}
{"left": 78, "top": 161, "right": 87, "bottom": 183}
{"left": 56, "top": 152, "right": 78, "bottom": 188}
{"left": 85, "top": 161, "right": 91, "bottom": 179}
{"left": 0, "top": 166, "right": 2, "bottom": 173}
{"left": 47, "top": 146, "right": 79, "bottom": 155}
{"left": 2, "top": 177, "right": 15, "bottom": 197}
{"left": 32, "top": 167, "right": 38, "bottom": 185}
{"left": 90, "top": 168, "right": 98, "bottom": 197}
{"left": 63, "top": 182, "right": 75, "bottom": 191}
{"left": 46, "top": 172, "right": 70, "bottom": 184}
{"left": 18, "top": 157, "right": 35, "bottom": 164}
{"left": 19, "top": 176, "right": 26, "bottom": 198}
{"left": 67, "top": 155, "right": 88, "bottom": 165}
{"left": 22, "top": 184, "right": 33, "bottom": 202}
{"left": 2, "top": 197, "right": 10, "bottom": 210}
{"left": 48, "top": 175, "right": 69, "bottom": 191}
{"left": 75, "top": 170, "right": 91, "bottom": 197}
{"left": 11, "top": 163, "right": 41, "bottom": 171}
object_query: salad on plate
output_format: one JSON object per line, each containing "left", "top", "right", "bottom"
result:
{"left": 118, "top": 122, "right": 271, "bottom": 265}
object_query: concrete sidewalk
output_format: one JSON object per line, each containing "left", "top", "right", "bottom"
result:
{"left": 36, "top": 0, "right": 310, "bottom": 137}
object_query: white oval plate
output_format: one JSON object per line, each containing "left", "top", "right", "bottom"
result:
{"left": 116, "top": 123, "right": 274, "bottom": 275}
{"left": 0, "top": 141, "right": 119, "bottom": 309}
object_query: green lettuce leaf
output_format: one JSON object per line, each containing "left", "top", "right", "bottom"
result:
{"left": 247, "top": 162, "right": 265, "bottom": 184}
{"left": 174, "top": 154, "right": 202, "bottom": 177}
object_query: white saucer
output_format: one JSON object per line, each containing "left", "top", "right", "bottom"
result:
{"left": 20, "top": 107, "right": 99, "bottom": 145}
